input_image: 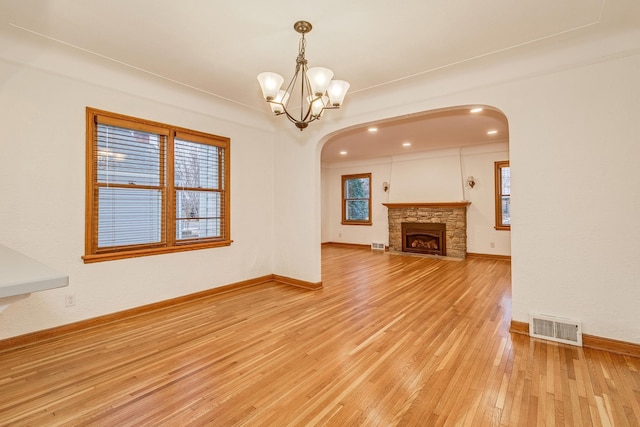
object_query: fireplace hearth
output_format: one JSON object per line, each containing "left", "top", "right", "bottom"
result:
{"left": 401, "top": 222, "right": 446, "bottom": 256}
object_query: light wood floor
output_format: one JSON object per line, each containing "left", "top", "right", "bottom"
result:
{"left": 1, "top": 246, "right": 639, "bottom": 426}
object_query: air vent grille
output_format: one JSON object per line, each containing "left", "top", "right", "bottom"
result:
{"left": 529, "top": 314, "right": 582, "bottom": 346}
{"left": 532, "top": 318, "right": 555, "bottom": 337}
{"left": 371, "top": 242, "right": 385, "bottom": 251}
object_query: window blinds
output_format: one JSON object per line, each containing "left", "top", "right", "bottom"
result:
{"left": 95, "top": 123, "right": 166, "bottom": 249}
{"left": 174, "top": 136, "right": 225, "bottom": 241}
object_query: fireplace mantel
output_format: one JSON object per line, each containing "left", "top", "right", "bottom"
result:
{"left": 383, "top": 201, "right": 471, "bottom": 209}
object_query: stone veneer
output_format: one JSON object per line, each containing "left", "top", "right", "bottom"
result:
{"left": 384, "top": 202, "right": 470, "bottom": 259}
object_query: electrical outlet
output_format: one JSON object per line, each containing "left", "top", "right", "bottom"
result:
{"left": 65, "top": 294, "right": 76, "bottom": 307}
{"left": 490, "top": 242, "right": 495, "bottom": 248}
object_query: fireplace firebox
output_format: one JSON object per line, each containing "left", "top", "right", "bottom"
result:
{"left": 401, "top": 222, "right": 446, "bottom": 256}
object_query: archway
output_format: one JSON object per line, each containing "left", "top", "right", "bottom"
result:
{"left": 319, "top": 104, "right": 510, "bottom": 260}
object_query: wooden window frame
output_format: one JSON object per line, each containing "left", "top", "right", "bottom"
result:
{"left": 341, "top": 173, "right": 372, "bottom": 226}
{"left": 494, "top": 160, "right": 511, "bottom": 230}
{"left": 83, "top": 107, "right": 231, "bottom": 263}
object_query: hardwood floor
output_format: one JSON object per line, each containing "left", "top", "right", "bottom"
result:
{"left": 1, "top": 245, "right": 639, "bottom": 426}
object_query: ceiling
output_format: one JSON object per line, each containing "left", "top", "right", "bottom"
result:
{"left": 321, "top": 106, "right": 509, "bottom": 163}
{"left": 1, "top": 0, "right": 632, "bottom": 162}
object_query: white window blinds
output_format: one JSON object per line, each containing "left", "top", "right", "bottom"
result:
{"left": 95, "top": 121, "right": 167, "bottom": 249}
{"left": 174, "top": 135, "right": 224, "bottom": 241}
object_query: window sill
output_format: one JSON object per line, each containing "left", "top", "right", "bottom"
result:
{"left": 341, "top": 221, "right": 372, "bottom": 226}
{"left": 83, "top": 240, "right": 233, "bottom": 263}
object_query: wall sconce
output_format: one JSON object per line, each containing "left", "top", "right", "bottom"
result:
{"left": 466, "top": 176, "right": 476, "bottom": 189}
{"left": 382, "top": 181, "right": 389, "bottom": 192}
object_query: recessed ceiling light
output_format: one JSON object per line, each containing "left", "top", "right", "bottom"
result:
{"left": 470, "top": 107, "right": 484, "bottom": 113}
{"left": 487, "top": 130, "right": 498, "bottom": 135}
{"left": 368, "top": 127, "right": 378, "bottom": 132}
{"left": 402, "top": 142, "right": 412, "bottom": 147}
{"left": 339, "top": 150, "right": 348, "bottom": 155}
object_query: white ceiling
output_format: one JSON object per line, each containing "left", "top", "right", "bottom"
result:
{"left": 321, "top": 106, "right": 509, "bottom": 163}
{"left": 2, "top": 0, "right": 634, "bottom": 162}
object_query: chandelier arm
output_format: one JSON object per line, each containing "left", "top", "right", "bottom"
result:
{"left": 300, "top": 62, "right": 315, "bottom": 123}
{"left": 282, "top": 70, "right": 297, "bottom": 112}
{"left": 298, "top": 68, "right": 306, "bottom": 122}
{"left": 282, "top": 109, "right": 318, "bottom": 129}
{"left": 266, "top": 99, "right": 324, "bottom": 124}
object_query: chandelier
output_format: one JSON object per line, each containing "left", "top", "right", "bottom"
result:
{"left": 257, "top": 21, "right": 350, "bottom": 131}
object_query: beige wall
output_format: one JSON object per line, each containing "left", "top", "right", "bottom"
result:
{"left": 0, "top": 37, "right": 276, "bottom": 339}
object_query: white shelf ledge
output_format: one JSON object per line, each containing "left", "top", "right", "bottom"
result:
{"left": 0, "top": 244, "right": 68, "bottom": 307}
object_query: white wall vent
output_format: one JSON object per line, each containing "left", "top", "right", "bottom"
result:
{"left": 371, "top": 242, "right": 385, "bottom": 251}
{"left": 529, "top": 313, "right": 582, "bottom": 346}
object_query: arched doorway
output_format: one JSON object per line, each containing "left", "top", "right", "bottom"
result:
{"left": 319, "top": 105, "right": 510, "bottom": 259}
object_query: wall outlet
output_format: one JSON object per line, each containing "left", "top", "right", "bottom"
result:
{"left": 490, "top": 242, "right": 495, "bottom": 248}
{"left": 65, "top": 294, "right": 76, "bottom": 307}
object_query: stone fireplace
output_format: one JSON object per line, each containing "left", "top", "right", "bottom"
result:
{"left": 383, "top": 202, "right": 470, "bottom": 259}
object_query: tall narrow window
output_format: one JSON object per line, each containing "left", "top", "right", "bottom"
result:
{"left": 342, "top": 173, "right": 372, "bottom": 226}
{"left": 495, "top": 161, "right": 511, "bottom": 230}
{"left": 174, "top": 133, "right": 225, "bottom": 242}
{"left": 85, "top": 108, "right": 230, "bottom": 262}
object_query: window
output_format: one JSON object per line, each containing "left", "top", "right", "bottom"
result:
{"left": 342, "top": 173, "right": 372, "bottom": 226}
{"left": 495, "top": 160, "right": 510, "bottom": 230}
{"left": 84, "top": 108, "right": 230, "bottom": 262}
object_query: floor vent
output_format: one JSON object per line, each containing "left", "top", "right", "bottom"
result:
{"left": 529, "top": 314, "right": 582, "bottom": 346}
{"left": 371, "top": 242, "right": 385, "bottom": 251}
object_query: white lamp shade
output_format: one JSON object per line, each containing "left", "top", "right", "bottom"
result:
{"left": 270, "top": 90, "right": 290, "bottom": 114}
{"left": 307, "top": 95, "right": 328, "bottom": 117}
{"left": 328, "top": 80, "right": 350, "bottom": 107}
{"left": 306, "top": 67, "right": 334, "bottom": 96}
{"left": 257, "top": 72, "right": 284, "bottom": 101}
